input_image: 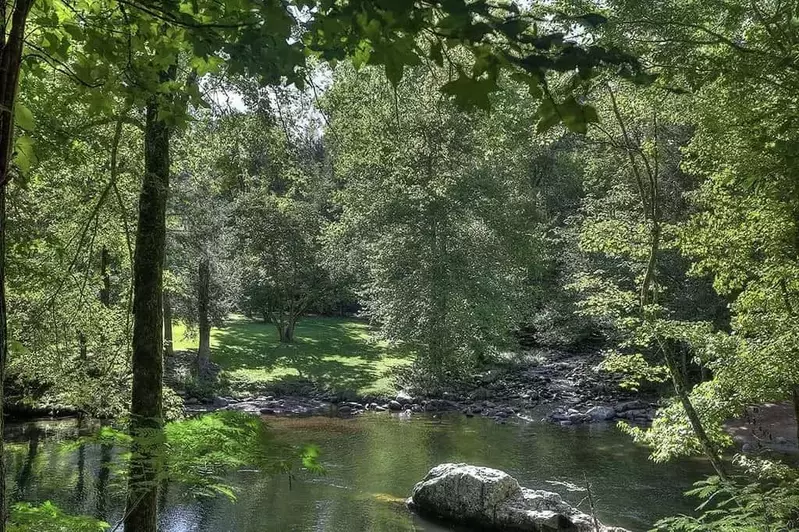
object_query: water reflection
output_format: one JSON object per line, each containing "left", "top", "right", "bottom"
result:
{"left": 4, "top": 414, "right": 712, "bottom": 531}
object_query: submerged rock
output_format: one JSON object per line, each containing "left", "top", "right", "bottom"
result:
{"left": 408, "top": 463, "right": 628, "bottom": 532}
{"left": 585, "top": 405, "right": 616, "bottom": 421}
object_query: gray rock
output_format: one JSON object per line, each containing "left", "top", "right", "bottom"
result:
{"left": 396, "top": 391, "right": 413, "bottom": 405}
{"left": 212, "top": 397, "right": 229, "bottom": 408}
{"left": 408, "top": 463, "right": 628, "bottom": 532}
{"left": 586, "top": 405, "right": 616, "bottom": 421}
{"left": 568, "top": 413, "right": 587, "bottom": 424}
{"left": 471, "top": 387, "right": 493, "bottom": 400}
{"left": 615, "top": 400, "right": 649, "bottom": 413}
{"left": 424, "top": 399, "right": 449, "bottom": 412}
{"left": 388, "top": 400, "right": 402, "bottom": 411}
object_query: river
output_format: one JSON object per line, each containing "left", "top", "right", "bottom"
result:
{"left": 5, "top": 413, "right": 712, "bottom": 531}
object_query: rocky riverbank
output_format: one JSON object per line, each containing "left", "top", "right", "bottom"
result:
{"left": 177, "top": 348, "right": 659, "bottom": 426}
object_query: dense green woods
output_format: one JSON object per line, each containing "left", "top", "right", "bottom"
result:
{"left": 1, "top": 0, "right": 799, "bottom": 530}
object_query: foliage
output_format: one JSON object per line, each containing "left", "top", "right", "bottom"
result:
{"left": 323, "top": 64, "right": 544, "bottom": 375}
{"left": 235, "top": 191, "right": 328, "bottom": 342}
{"left": 654, "top": 457, "right": 799, "bottom": 532}
{"left": 8, "top": 502, "right": 109, "bottom": 532}
{"left": 163, "top": 411, "right": 323, "bottom": 498}
{"left": 81, "top": 411, "right": 323, "bottom": 502}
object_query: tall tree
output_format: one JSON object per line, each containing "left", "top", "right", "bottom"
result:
{"left": 324, "top": 65, "right": 542, "bottom": 376}
{"left": 0, "top": 2, "right": 35, "bottom": 527}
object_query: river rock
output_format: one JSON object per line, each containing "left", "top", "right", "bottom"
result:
{"left": 212, "top": 397, "right": 229, "bottom": 408}
{"left": 615, "top": 400, "right": 649, "bottom": 413}
{"left": 408, "top": 463, "right": 628, "bottom": 532}
{"left": 396, "top": 391, "right": 413, "bottom": 405}
{"left": 388, "top": 400, "right": 402, "bottom": 411}
{"left": 585, "top": 406, "right": 616, "bottom": 421}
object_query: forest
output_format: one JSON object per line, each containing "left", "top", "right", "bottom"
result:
{"left": 0, "top": 0, "right": 797, "bottom": 530}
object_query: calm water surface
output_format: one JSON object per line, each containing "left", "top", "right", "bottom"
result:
{"left": 4, "top": 413, "right": 712, "bottom": 531}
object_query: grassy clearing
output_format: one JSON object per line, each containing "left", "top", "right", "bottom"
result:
{"left": 172, "top": 315, "right": 412, "bottom": 397}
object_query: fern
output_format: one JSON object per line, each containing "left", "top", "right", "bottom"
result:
{"left": 653, "top": 458, "right": 799, "bottom": 532}
{"left": 8, "top": 502, "right": 109, "bottom": 531}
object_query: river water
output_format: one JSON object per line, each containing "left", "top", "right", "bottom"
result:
{"left": 5, "top": 413, "right": 711, "bottom": 531}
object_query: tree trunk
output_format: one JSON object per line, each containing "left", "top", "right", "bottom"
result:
{"left": 662, "top": 343, "right": 728, "bottom": 480}
{"left": 163, "top": 291, "right": 173, "bottom": 358}
{"left": 100, "top": 245, "right": 111, "bottom": 307}
{"left": 793, "top": 386, "right": 799, "bottom": 446}
{"left": 277, "top": 315, "right": 294, "bottom": 343}
{"left": 124, "top": 96, "right": 170, "bottom": 532}
{"left": 0, "top": 1, "right": 35, "bottom": 528}
{"left": 607, "top": 89, "right": 727, "bottom": 480}
{"left": 196, "top": 256, "right": 211, "bottom": 378}
{"left": 78, "top": 331, "right": 87, "bottom": 361}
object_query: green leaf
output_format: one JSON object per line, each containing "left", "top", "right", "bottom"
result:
{"left": 510, "top": 72, "right": 543, "bottom": 99}
{"left": 14, "top": 103, "right": 34, "bottom": 132}
{"left": 440, "top": 74, "right": 500, "bottom": 111}
{"left": 13, "top": 135, "right": 36, "bottom": 174}
{"left": 558, "top": 97, "right": 599, "bottom": 134}
{"left": 498, "top": 18, "right": 530, "bottom": 38}
{"left": 535, "top": 98, "right": 559, "bottom": 133}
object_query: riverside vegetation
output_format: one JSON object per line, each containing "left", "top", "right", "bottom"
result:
{"left": 1, "top": 0, "right": 799, "bottom": 530}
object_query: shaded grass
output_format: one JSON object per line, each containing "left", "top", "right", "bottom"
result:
{"left": 172, "top": 315, "right": 412, "bottom": 397}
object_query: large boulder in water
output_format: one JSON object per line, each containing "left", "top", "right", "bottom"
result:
{"left": 408, "top": 463, "right": 629, "bottom": 532}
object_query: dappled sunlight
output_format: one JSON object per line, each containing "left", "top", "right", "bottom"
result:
{"left": 174, "top": 316, "right": 414, "bottom": 396}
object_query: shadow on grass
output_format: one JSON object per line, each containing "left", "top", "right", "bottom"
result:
{"left": 210, "top": 316, "right": 413, "bottom": 395}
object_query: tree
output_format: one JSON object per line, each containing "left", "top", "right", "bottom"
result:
{"left": 569, "top": 82, "right": 730, "bottom": 477}
{"left": 236, "top": 192, "right": 326, "bottom": 343}
{"left": 168, "top": 117, "right": 236, "bottom": 378}
{"left": 323, "top": 65, "right": 542, "bottom": 377}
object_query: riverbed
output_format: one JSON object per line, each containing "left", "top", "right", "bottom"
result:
{"left": 5, "top": 413, "right": 711, "bottom": 531}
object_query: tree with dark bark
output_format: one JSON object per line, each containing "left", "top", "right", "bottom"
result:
{"left": 125, "top": 96, "right": 170, "bottom": 532}
{"left": 0, "top": 1, "right": 35, "bottom": 528}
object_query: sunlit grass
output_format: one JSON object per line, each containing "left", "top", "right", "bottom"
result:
{"left": 172, "top": 315, "right": 412, "bottom": 397}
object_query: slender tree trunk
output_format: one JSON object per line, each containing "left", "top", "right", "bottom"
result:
{"left": 0, "top": 1, "right": 35, "bottom": 528}
{"left": 282, "top": 324, "right": 294, "bottom": 343}
{"left": 124, "top": 96, "right": 170, "bottom": 532}
{"left": 163, "top": 291, "right": 173, "bottom": 358}
{"left": 196, "top": 256, "right": 211, "bottom": 378}
{"left": 793, "top": 386, "right": 799, "bottom": 446}
{"left": 662, "top": 342, "right": 728, "bottom": 479}
{"left": 100, "top": 245, "right": 111, "bottom": 307}
{"left": 607, "top": 89, "right": 727, "bottom": 480}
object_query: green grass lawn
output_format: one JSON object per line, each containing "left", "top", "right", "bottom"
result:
{"left": 172, "top": 315, "right": 412, "bottom": 397}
